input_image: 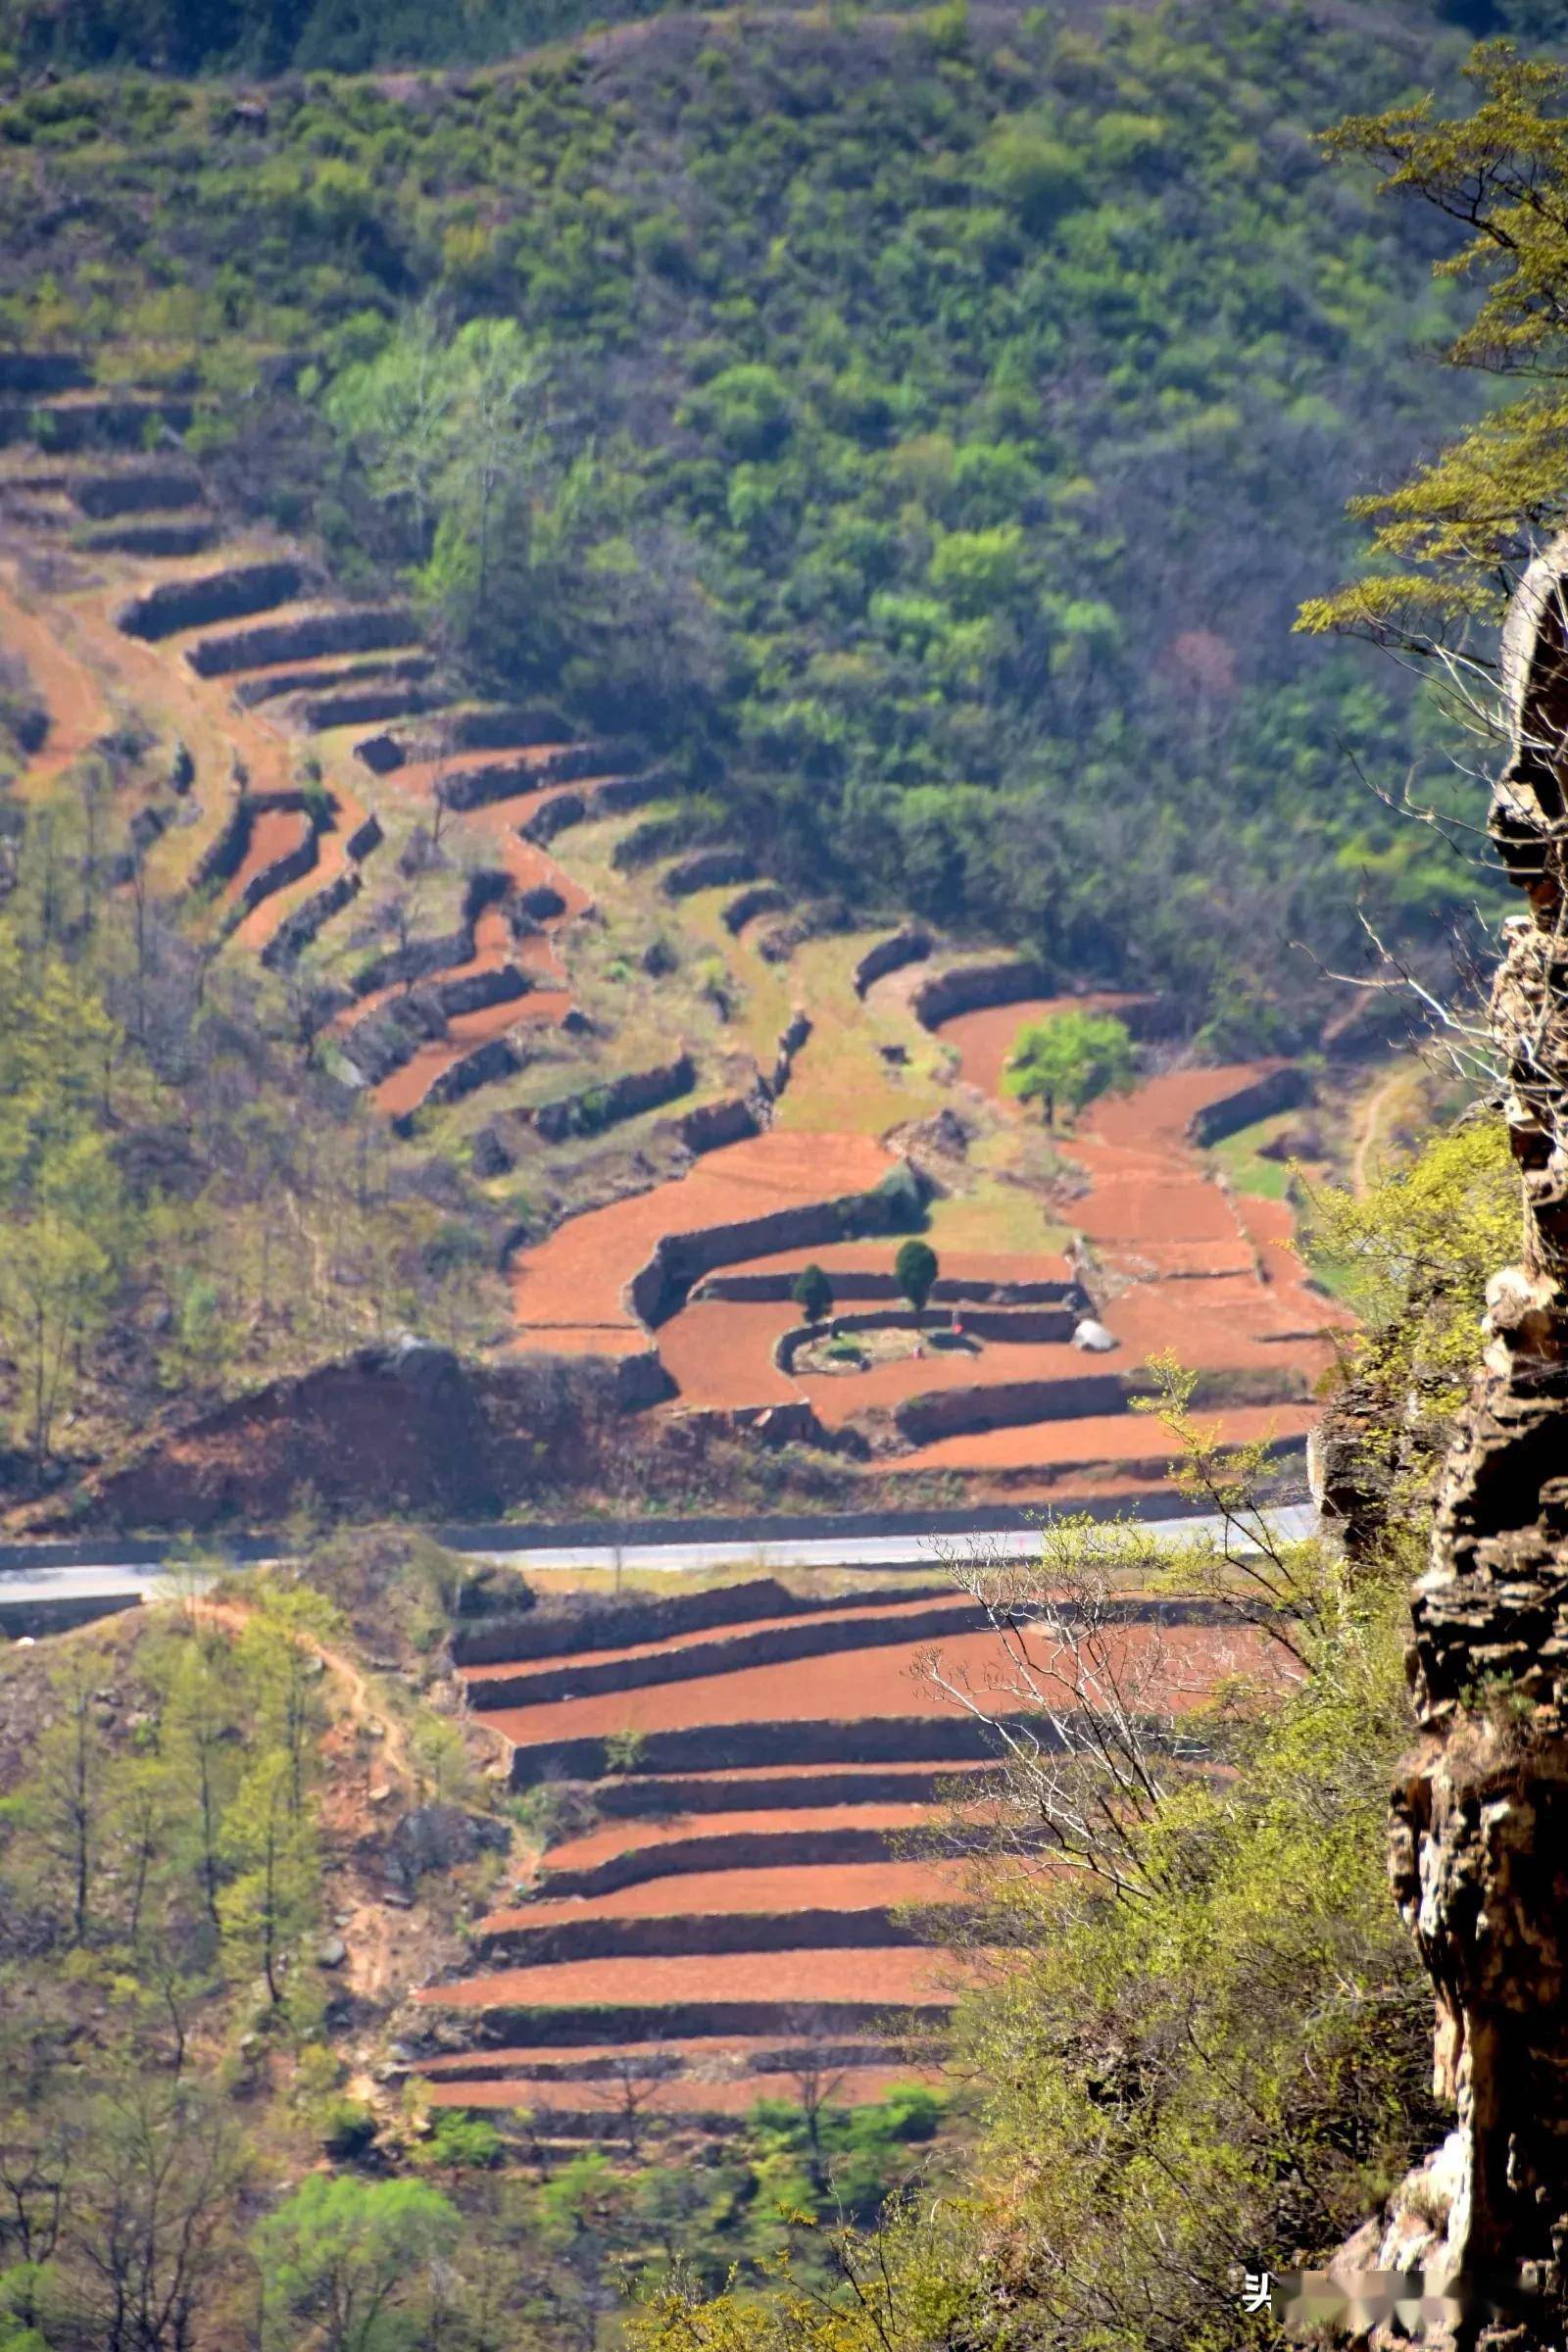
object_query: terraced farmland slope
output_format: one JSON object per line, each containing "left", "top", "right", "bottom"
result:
{"left": 404, "top": 1572, "right": 1270, "bottom": 2132}
{"left": 0, "top": 368, "right": 1346, "bottom": 1518}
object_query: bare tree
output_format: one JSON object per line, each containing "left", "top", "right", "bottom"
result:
{"left": 64, "top": 2083, "right": 244, "bottom": 2352}
{"left": 590, "top": 2048, "right": 676, "bottom": 2159}
{"left": 777, "top": 2008, "right": 854, "bottom": 2187}
{"left": 920, "top": 1519, "right": 1261, "bottom": 1906}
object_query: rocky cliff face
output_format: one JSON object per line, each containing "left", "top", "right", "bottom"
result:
{"left": 1356, "top": 541, "right": 1568, "bottom": 2343}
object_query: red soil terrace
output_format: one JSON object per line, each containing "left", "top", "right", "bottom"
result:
{"left": 457, "top": 1588, "right": 966, "bottom": 1690}
{"left": 482, "top": 1620, "right": 1267, "bottom": 1748}
{"left": 422, "top": 2065, "right": 937, "bottom": 2117}
{"left": 937, "top": 992, "right": 1149, "bottom": 1104}
{"left": 421, "top": 1581, "right": 1272, "bottom": 2115}
{"left": 417, "top": 1946, "right": 970, "bottom": 2011}
{"left": 482, "top": 1858, "right": 966, "bottom": 1930}
{"left": 879, "top": 1399, "right": 1319, "bottom": 1476}
{"left": 508, "top": 1129, "right": 896, "bottom": 1341}
{"left": 537, "top": 1802, "right": 946, "bottom": 1873}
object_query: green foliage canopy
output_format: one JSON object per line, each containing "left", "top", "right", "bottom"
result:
{"left": 893, "top": 1238, "right": 938, "bottom": 1312}
{"left": 1004, "top": 1007, "right": 1135, "bottom": 1124}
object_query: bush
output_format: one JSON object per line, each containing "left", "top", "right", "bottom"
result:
{"left": 793, "top": 1262, "right": 833, "bottom": 1325}
{"left": 894, "top": 1238, "right": 938, "bottom": 1312}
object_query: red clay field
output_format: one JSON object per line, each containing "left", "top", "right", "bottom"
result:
{"left": 404, "top": 1572, "right": 1281, "bottom": 2131}
{"left": 480, "top": 1619, "right": 1266, "bottom": 1747}
{"left": 417, "top": 1944, "right": 970, "bottom": 2011}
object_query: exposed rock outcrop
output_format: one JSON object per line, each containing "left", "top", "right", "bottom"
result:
{"left": 1358, "top": 538, "right": 1568, "bottom": 2339}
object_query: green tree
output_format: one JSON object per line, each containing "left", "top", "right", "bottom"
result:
{"left": 252, "top": 2175, "right": 462, "bottom": 2352}
{"left": 893, "top": 1238, "right": 938, "bottom": 1314}
{"left": 792, "top": 1262, "right": 833, "bottom": 1326}
{"left": 25, "top": 1647, "right": 105, "bottom": 1946}
{"left": 1004, "top": 1009, "right": 1135, "bottom": 1128}
{"left": 1301, "top": 46, "right": 1568, "bottom": 651}
{"left": 0, "top": 937, "right": 126, "bottom": 1462}
{"left": 218, "top": 1747, "right": 318, "bottom": 2008}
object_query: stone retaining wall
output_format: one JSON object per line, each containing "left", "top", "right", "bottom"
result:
{"left": 959, "top": 1305, "right": 1079, "bottom": 1342}
{"left": 344, "top": 811, "right": 384, "bottom": 863}
{"left": 529, "top": 1052, "right": 696, "bottom": 1146}
{"left": 675, "top": 1094, "right": 762, "bottom": 1154}
{"left": 351, "top": 925, "right": 472, "bottom": 999}
{"left": 236, "top": 823, "right": 317, "bottom": 916}
{"left": 86, "top": 518, "right": 215, "bottom": 559}
{"left": 415, "top": 1996, "right": 947, "bottom": 2053}
{"left": 591, "top": 1766, "right": 992, "bottom": 1818}
{"left": 775, "top": 1307, "right": 950, "bottom": 1375}
{"left": 539, "top": 1824, "right": 914, "bottom": 1900}
{"left": 478, "top": 1903, "right": 937, "bottom": 1967}
{"left": 375, "top": 704, "right": 570, "bottom": 767}
{"left": 520, "top": 767, "right": 665, "bottom": 842}
{"left": 662, "top": 847, "right": 756, "bottom": 898}
{"left": 1187, "top": 1062, "right": 1313, "bottom": 1146}
{"left": 119, "top": 560, "right": 306, "bottom": 642}
{"left": 697, "top": 1268, "right": 1079, "bottom": 1306}
{"left": 724, "top": 883, "right": 789, "bottom": 933}
{"left": 895, "top": 1372, "right": 1126, "bottom": 1444}
{"left": 453, "top": 1574, "right": 943, "bottom": 1665}
{"left": 191, "top": 793, "right": 253, "bottom": 892}
{"left": 300, "top": 680, "right": 446, "bottom": 732}
{"left": 854, "top": 926, "right": 932, "bottom": 998}
{"left": 767, "top": 1007, "right": 811, "bottom": 1098}
{"left": 396, "top": 1033, "right": 528, "bottom": 1126}
{"left": 234, "top": 654, "right": 435, "bottom": 710}
{"left": 261, "top": 869, "right": 361, "bottom": 971}
{"left": 910, "top": 956, "right": 1054, "bottom": 1030}
{"left": 509, "top": 1712, "right": 1023, "bottom": 1788}
{"left": 465, "top": 1596, "right": 986, "bottom": 1708}
{"left": 72, "top": 466, "right": 204, "bottom": 517}
{"left": 185, "top": 603, "right": 410, "bottom": 678}
{"left": 625, "top": 1170, "right": 917, "bottom": 1329}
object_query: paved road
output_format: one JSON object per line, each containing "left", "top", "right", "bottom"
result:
{"left": 0, "top": 1503, "right": 1320, "bottom": 1633}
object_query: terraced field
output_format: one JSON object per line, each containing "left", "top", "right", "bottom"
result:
{"left": 404, "top": 1574, "right": 1269, "bottom": 2132}
{"left": 0, "top": 361, "right": 1346, "bottom": 1511}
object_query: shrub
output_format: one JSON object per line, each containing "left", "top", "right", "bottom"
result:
{"left": 793, "top": 1262, "right": 833, "bottom": 1325}
{"left": 894, "top": 1237, "right": 938, "bottom": 1312}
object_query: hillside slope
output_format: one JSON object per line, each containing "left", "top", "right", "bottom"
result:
{"left": 0, "top": 0, "right": 1498, "bottom": 1041}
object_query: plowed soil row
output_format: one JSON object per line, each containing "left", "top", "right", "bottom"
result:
{"left": 422, "top": 2064, "right": 938, "bottom": 2116}
{"left": 457, "top": 1588, "right": 980, "bottom": 1688}
{"left": 538, "top": 1801, "right": 947, "bottom": 1873}
{"left": 416, "top": 1946, "right": 970, "bottom": 2010}
{"left": 883, "top": 1399, "right": 1317, "bottom": 1476}
{"left": 481, "top": 1620, "right": 1269, "bottom": 1747}
{"left": 481, "top": 1856, "right": 967, "bottom": 1931}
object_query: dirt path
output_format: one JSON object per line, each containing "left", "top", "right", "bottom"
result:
{"left": 0, "top": 570, "right": 112, "bottom": 786}
{"left": 1351, "top": 1069, "right": 1405, "bottom": 1198}
{"left": 189, "top": 1594, "right": 418, "bottom": 1790}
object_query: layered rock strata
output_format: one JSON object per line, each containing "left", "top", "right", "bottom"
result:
{"left": 1364, "top": 538, "right": 1568, "bottom": 2342}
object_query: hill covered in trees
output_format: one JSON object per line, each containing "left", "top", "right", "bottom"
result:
{"left": 0, "top": 0, "right": 1517, "bottom": 1042}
